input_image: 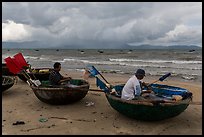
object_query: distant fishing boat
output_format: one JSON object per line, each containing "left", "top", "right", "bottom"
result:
{"left": 98, "top": 50, "right": 104, "bottom": 53}
{"left": 80, "top": 50, "right": 85, "bottom": 54}
{"left": 188, "top": 49, "right": 195, "bottom": 52}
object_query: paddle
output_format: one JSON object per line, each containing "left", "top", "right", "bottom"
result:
{"left": 14, "top": 53, "right": 37, "bottom": 80}
{"left": 4, "top": 57, "right": 32, "bottom": 85}
{"left": 147, "top": 73, "right": 171, "bottom": 86}
{"left": 14, "top": 53, "right": 39, "bottom": 82}
{"left": 91, "top": 66, "right": 110, "bottom": 84}
{"left": 85, "top": 66, "right": 112, "bottom": 91}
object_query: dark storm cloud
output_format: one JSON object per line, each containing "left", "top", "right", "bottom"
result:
{"left": 2, "top": 2, "right": 202, "bottom": 48}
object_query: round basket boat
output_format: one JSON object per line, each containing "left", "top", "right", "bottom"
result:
{"left": 2, "top": 76, "right": 15, "bottom": 92}
{"left": 105, "top": 83, "right": 193, "bottom": 121}
{"left": 2, "top": 63, "right": 16, "bottom": 76}
{"left": 30, "top": 79, "right": 90, "bottom": 105}
{"left": 17, "top": 68, "right": 53, "bottom": 82}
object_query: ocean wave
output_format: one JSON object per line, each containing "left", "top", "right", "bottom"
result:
{"left": 63, "top": 58, "right": 80, "bottom": 62}
{"left": 51, "top": 60, "right": 65, "bottom": 63}
{"left": 62, "top": 58, "right": 202, "bottom": 70}
{"left": 17, "top": 55, "right": 202, "bottom": 65}
{"left": 24, "top": 56, "right": 39, "bottom": 60}
{"left": 11, "top": 55, "right": 202, "bottom": 71}
{"left": 67, "top": 68, "right": 199, "bottom": 81}
{"left": 81, "top": 60, "right": 202, "bottom": 70}
{"left": 109, "top": 58, "right": 202, "bottom": 64}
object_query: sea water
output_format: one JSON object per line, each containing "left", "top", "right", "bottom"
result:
{"left": 2, "top": 48, "right": 202, "bottom": 83}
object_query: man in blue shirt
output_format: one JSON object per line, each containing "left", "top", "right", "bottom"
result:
{"left": 49, "top": 62, "right": 72, "bottom": 85}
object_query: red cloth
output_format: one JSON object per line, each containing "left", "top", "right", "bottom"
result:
{"left": 14, "top": 53, "right": 29, "bottom": 69}
{"left": 4, "top": 57, "right": 21, "bottom": 74}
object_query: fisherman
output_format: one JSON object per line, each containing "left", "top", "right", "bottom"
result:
{"left": 121, "top": 69, "right": 152, "bottom": 100}
{"left": 49, "top": 62, "right": 72, "bottom": 85}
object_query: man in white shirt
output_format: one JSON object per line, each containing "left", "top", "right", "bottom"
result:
{"left": 121, "top": 69, "right": 149, "bottom": 100}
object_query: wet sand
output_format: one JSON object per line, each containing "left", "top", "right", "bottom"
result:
{"left": 2, "top": 70, "right": 202, "bottom": 135}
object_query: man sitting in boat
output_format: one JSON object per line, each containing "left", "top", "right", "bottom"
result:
{"left": 121, "top": 69, "right": 151, "bottom": 100}
{"left": 49, "top": 62, "right": 72, "bottom": 85}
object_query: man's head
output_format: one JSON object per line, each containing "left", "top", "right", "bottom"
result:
{"left": 135, "top": 69, "right": 145, "bottom": 80}
{"left": 53, "top": 62, "right": 61, "bottom": 71}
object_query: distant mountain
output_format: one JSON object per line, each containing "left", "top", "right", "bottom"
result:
{"left": 127, "top": 44, "right": 202, "bottom": 50}
{"left": 2, "top": 41, "right": 45, "bottom": 49}
{"left": 2, "top": 41, "right": 128, "bottom": 49}
{"left": 2, "top": 41, "right": 202, "bottom": 49}
{"left": 166, "top": 45, "right": 202, "bottom": 49}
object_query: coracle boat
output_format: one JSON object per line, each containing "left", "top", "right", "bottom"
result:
{"left": 30, "top": 79, "right": 90, "bottom": 105}
{"left": 2, "top": 76, "right": 15, "bottom": 92}
{"left": 2, "top": 63, "right": 16, "bottom": 76}
{"left": 17, "top": 68, "right": 54, "bottom": 82}
{"left": 105, "top": 83, "right": 193, "bottom": 121}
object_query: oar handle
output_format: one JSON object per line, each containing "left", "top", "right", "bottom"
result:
{"left": 71, "top": 88, "right": 104, "bottom": 92}
{"left": 147, "top": 73, "right": 171, "bottom": 86}
{"left": 89, "top": 89, "right": 104, "bottom": 92}
{"left": 99, "top": 73, "right": 109, "bottom": 84}
{"left": 92, "top": 66, "right": 109, "bottom": 84}
{"left": 147, "top": 79, "right": 159, "bottom": 87}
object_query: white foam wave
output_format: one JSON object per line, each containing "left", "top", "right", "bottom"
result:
{"left": 51, "top": 60, "right": 65, "bottom": 63}
{"left": 63, "top": 58, "right": 79, "bottom": 62}
{"left": 109, "top": 58, "right": 202, "bottom": 64}
{"left": 62, "top": 58, "right": 202, "bottom": 70}
{"left": 15, "top": 56, "right": 202, "bottom": 71}
{"left": 24, "top": 56, "right": 40, "bottom": 60}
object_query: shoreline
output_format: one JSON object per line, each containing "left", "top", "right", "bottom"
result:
{"left": 2, "top": 70, "right": 202, "bottom": 135}
{"left": 67, "top": 68, "right": 202, "bottom": 84}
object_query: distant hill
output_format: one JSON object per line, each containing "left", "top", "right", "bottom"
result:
{"left": 2, "top": 41, "right": 122, "bottom": 49}
{"left": 2, "top": 41, "right": 202, "bottom": 49}
{"left": 166, "top": 45, "right": 202, "bottom": 49}
{"left": 127, "top": 44, "right": 202, "bottom": 50}
{"left": 2, "top": 41, "right": 45, "bottom": 49}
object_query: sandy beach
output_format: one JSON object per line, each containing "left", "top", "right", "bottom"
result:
{"left": 2, "top": 70, "right": 202, "bottom": 135}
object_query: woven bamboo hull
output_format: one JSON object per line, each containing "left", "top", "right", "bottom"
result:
{"left": 2, "top": 76, "right": 14, "bottom": 92}
{"left": 17, "top": 68, "right": 53, "bottom": 82}
{"left": 31, "top": 79, "right": 89, "bottom": 105}
{"left": 2, "top": 63, "right": 16, "bottom": 76}
{"left": 105, "top": 83, "right": 192, "bottom": 121}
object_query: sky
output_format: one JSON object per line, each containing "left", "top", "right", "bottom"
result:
{"left": 2, "top": 2, "right": 202, "bottom": 48}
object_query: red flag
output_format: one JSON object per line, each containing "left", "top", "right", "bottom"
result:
{"left": 14, "top": 53, "right": 29, "bottom": 69}
{"left": 12, "top": 58, "right": 23, "bottom": 69}
{"left": 4, "top": 57, "right": 21, "bottom": 74}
